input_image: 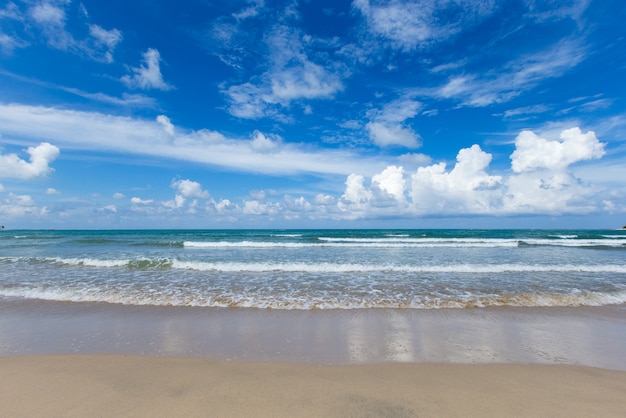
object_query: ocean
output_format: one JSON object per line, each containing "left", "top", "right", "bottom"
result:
{"left": 1, "top": 229, "right": 625, "bottom": 310}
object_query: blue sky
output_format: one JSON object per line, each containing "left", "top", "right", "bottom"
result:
{"left": 1, "top": 0, "right": 625, "bottom": 229}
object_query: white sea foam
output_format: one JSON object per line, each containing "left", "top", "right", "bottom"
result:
{"left": 2, "top": 287, "right": 625, "bottom": 310}
{"left": 8, "top": 256, "right": 626, "bottom": 273}
{"left": 184, "top": 241, "right": 310, "bottom": 248}
{"left": 183, "top": 237, "right": 626, "bottom": 249}
{"left": 47, "top": 257, "right": 129, "bottom": 268}
{"left": 184, "top": 239, "right": 521, "bottom": 248}
{"left": 171, "top": 260, "right": 626, "bottom": 273}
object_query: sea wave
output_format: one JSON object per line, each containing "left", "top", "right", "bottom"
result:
{"left": 183, "top": 238, "right": 626, "bottom": 248}
{"left": 4, "top": 256, "right": 626, "bottom": 274}
{"left": 2, "top": 287, "right": 625, "bottom": 310}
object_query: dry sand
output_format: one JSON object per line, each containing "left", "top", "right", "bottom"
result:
{"left": 1, "top": 355, "right": 625, "bottom": 418}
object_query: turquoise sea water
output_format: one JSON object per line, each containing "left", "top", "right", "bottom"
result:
{"left": 1, "top": 229, "right": 625, "bottom": 309}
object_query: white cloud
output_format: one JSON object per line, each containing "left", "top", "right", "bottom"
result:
{"left": 397, "top": 152, "right": 432, "bottom": 167}
{"left": 29, "top": 1, "right": 65, "bottom": 27}
{"left": 338, "top": 173, "right": 373, "bottom": 216}
{"left": 163, "top": 194, "right": 186, "bottom": 209}
{"left": 233, "top": 0, "right": 265, "bottom": 20}
{"left": 28, "top": 1, "right": 70, "bottom": 50}
{"left": 502, "top": 104, "right": 551, "bottom": 119}
{"left": 122, "top": 48, "right": 174, "bottom": 91}
{"left": 354, "top": 0, "right": 496, "bottom": 51}
{"left": 510, "top": 127, "right": 605, "bottom": 172}
{"left": 366, "top": 98, "right": 422, "bottom": 147}
{"left": 131, "top": 197, "right": 153, "bottom": 205}
{"left": 25, "top": 1, "right": 122, "bottom": 62}
{"left": 0, "top": 2, "right": 20, "bottom": 20}
{"left": 250, "top": 131, "right": 279, "bottom": 152}
{"left": 88, "top": 24, "right": 122, "bottom": 63}
{"left": 0, "top": 142, "right": 60, "bottom": 179}
{"left": 334, "top": 127, "right": 605, "bottom": 218}
{"left": 45, "top": 187, "right": 59, "bottom": 195}
{"left": 430, "top": 40, "right": 586, "bottom": 107}
{"left": 0, "top": 103, "right": 384, "bottom": 176}
{"left": 156, "top": 115, "right": 175, "bottom": 136}
{"left": 0, "top": 193, "right": 40, "bottom": 217}
{"left": 224, "top": 25, "right": 343, "bottom": 119}
{"left": 243, "top": 199, "right": 280, "bottom": 215}
{"left": 171, "top": 179, "right": 210, "bottom": 199}
{"left": 411, "top": 144, "right": 502, "bottom": 213}
{"left": 314, "top": 194, "right": 335, "bottom": 205}
{"left": 366, "top": 122, "right": 420, "bottom": 148}
{"left": 372, "top": 165, "right": 405, "bottom": 202}
{"left": 163, "top": 179, "right": 211, "bottom": 212}
{"left": 0, "top": 183, "right": 4, "bottom": 192}
{"left": 0, "top": 32, "right": 25, "bottom": 54}
{"left": 100, "top": 205, "right": 117, "bottom": 213}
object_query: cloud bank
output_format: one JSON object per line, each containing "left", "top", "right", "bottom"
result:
{"left": 94, "top": 127, "right": 608, "bottom": 226}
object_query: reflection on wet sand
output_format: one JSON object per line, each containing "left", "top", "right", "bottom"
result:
{"left": 1, "top": 299, "right": 625, "bottom": 370}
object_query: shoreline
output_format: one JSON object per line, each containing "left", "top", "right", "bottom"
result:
{"left": 2, "top": 298, "right": 625, "bottom": 370}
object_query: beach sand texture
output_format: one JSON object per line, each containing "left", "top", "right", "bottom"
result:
{"left": 2, "top": 355, "right": 625, "bottom": 418}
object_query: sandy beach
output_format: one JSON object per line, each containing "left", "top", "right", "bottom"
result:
{"left": 1, "top": 355, "right": 625, "bottom": 417}
{"left": 1, "top": 299, "right": 626, "bottom": 417}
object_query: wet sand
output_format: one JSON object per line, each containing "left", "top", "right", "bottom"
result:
{"left": 1, "top": 299, "right": 625, "bottom": 417}
{"left": 1, "top": 299, "right": 625, "bottom": 369}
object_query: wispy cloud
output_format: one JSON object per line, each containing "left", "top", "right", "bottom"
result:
{"left": 0, "top": 103, "right": 387, "bottom": 177}
{"left": 426, "top": 39, "right": 587, "bottom": 107}
{"left": 224, "top": 24, "right": 343, "bottom": 119}
{"left": 0, "top": 69, "right": 156, "bottom": 108}
{"left": 2, "top": 1, "right": 122, "bottom": 62}
{"left": 353, "top": 0, "right": 496, "bottom": 51}
{"left": 232, "top": 0, "right": 266, "bottom": 21}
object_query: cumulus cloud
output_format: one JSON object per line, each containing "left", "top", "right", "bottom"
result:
{"left": 0, "top": 142, "right": 60, "bottom": 179}
{"left": 172, "top": 179, "right": 210, "bottom": 199}
{"left": 365, "top": 98, "right": 422, "bottom": 147}
{"left": 503, "top": 127, "right": 606, "bottom": 213}
{"left": 411, "top": 144, "right": 502, "bottom": 213}
{"left": 510, "top": 127, "right": 605, "bottom": 172}
{"left": 372, "top": 165, "right": 406, "bottom": 202}
{"left": 337, "top": 127, "right": 605, "bottom": 218}
{"left": 163, "top": 179, "right": 211, "bottom": 211}
{"left": 122, "top": 48, "right": 174, "bottom": 91}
